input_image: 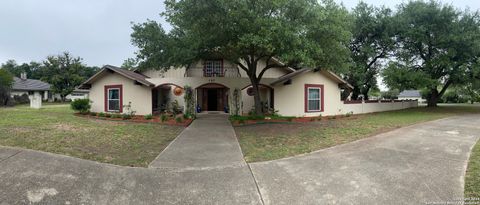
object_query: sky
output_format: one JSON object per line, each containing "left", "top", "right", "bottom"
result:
{"left": 0, "top": 0, "right": 479, "bottom": 67}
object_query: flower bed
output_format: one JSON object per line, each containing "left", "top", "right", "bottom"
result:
{"left": 230, "top": 114, "right": 356, "bottom": 126}
{"left": 75, "top": 112, "right": 194, "bottom": 127}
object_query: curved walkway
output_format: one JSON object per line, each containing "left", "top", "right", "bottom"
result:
{"left": 0, "top": 115, "right": 478, "bottom": 204}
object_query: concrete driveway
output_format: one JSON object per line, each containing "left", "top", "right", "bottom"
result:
{"left": 250, "top": 115, "right": 480, "bottom": 204}
{"left": 0, "top": 115, "right": 478, "bottom": 204}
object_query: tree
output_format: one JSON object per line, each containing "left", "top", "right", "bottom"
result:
{"left": 383, "top": 1, "right": 480, "bottom": 107}
{"left": 0, "top": 69, "right": 14, "bottom": 106}
{"left": 131, "top": 0, "right": 351, "bottom": 115}
{"left": 346, "top": 2, "right": 395, "bottom": 100}
{"left": 121, "top": 58, "right": 138, "bottom": 70}
{"left": 41, "top": 52, "right": 87, "bottom": 101}
{"left": 1, "top": 60, "right": 43, "bottom": 79}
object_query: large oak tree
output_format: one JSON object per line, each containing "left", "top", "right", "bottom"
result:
{"left": 130, "top": 0, "right": 351, "bottom": 115}
{"left": 346, "top": 2, "right": 395, "bottom": 100}
{"left": 383, "top": 0, "right": 480, "bottom": 107}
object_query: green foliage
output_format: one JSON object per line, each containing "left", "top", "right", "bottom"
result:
{"left": 381, "top": 89, "right": 400, "bottom": 100}
{"left": 383, "top": 0, "right": 480, "bottom": 106}
{"left": 111, "top": 113, "right": 122, "bottom": 119}
{"left": 98, "top": 112, "right": 106, "bottom": 117}
{"left": 89, "top": 112, "right": 97, "bottom": 116}
{"left": 345, "top": 111, "right": 353, "bottom": 117}
{"left": 160, "top": 114, "right": 168, "bottom": 122}
{"left": 104, "top": 113, "right": 111, "bottom": 118}
{"left": 170, "top": 100, "right": 182, "bottom": 116}
{"left": 131, "top": 0, "right": 352, "bottom": 114}
{"left": 122, "top": 113, "right": 133, "bottom": 120}
{"left": 175, "top": 117, "right": 183, "bottom": 123}
{"left": 121, "top": 58, "right": 138, "bottom": 70}
{"left": 0, "top": 69, "right": 14, "bottom": 106}
{"left": 41, "top": 52, "right": 89, "bottom": 101}
{"left": 183, "top": 85, "right": 195, "bottom": 117}
{"left": 346, "top": 2, "right": 395, "bottom": 100}
{"left": 70, "top": 99, "right": 91, "bottom": 114}
{"left": 231, "top": 88, "right": 241, "bottom": 116}
{"left": 144, "top": 114, "right": 153, "bottom": 120}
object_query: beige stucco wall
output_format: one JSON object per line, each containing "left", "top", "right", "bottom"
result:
{"left": 141, "top": 59, "right": 289, "bottom": 79}
{"left": 89, "top": 72, "right": 152, "bottom": 115}
{"left": 273, "top": 71, "right": 343, "bottom": 117}
{"left": 273, "top": 71, "right": 419, "bottom": 117}
{"left": 342, "top": 101, "right": 418, "bottom": 115}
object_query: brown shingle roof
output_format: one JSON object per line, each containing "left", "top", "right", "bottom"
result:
{"left": 270, "top": 68, "right": 353, "bottom": 89}
{"left": 12, "top": 77, "right": 51, "bottom": 91}
{"left": 80, "top": 65, "right": 154, "bottom": 88}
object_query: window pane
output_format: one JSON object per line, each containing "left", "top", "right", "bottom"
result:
{"left": 109, "top": 89, "right": 119, "bottom": 99}
{"left": 309, "top": 88, "right": 319, "bottom": 99}
{"left": 309, "top": 100, "right": 320, "bottom": 111}
{"left": 109, "top": 100, "right": 120, "bottom": 111}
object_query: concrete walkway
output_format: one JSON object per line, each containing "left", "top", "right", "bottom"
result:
{"left": 149, "top": 113, "right": 246, "bottom": 169}
{"left": 0, "top": 115, "right": 478, "bottom": 204}
{"left": 250, "top": 115, "right": 480, "bottom": 204}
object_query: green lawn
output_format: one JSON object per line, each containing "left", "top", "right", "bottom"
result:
{"left": 235, "top": 104, "right": 480, "bottom": 162}
{"left": 465, "top": 140, "right": 480, "bottom": 199}
{"left": 0, "top": 105, "right": 183, "bottom": 167}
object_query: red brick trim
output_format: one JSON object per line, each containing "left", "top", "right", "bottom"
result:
{"left": 343, "top": 100, "right": 362, "bottom": 104}
{"left": 104, "top": 84, "right": 123, "bottom": 113}
{"left": 304, "top": 84, "right": 324, "bottom": 113}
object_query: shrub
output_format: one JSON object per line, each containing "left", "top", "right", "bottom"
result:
{"left": 170, "top": 100, "right": 182, "bottom": 115}
{"left": 13, "top": 94, "right": 30, "bottom": 104}
{"left": 112, "top": 113, "right": 122, "bottom": 118}
{"left": 144, "top": 114, "right": 153, "bottom": 120}
{"left": 98, "top": 112, "right": 106, "bottom": 117}
{"left": 175, "top": 117, "right": 183, "bottom": 123}
{"left": 89, "top": 112, "right": 97, "bottom": 116}
{"left": 122, "top": 113, "right": 132, "bottom": 120}
{"left": 161, "top": 114, "right": 168, "bottom": 122}
{"left": 104, "top": 113, "right": 112, "bottom": 118}
{"left": 70, "top": 99, "right": 91, "bottom": 114}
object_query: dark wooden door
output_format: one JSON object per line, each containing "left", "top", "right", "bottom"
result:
{"left": 202, "top": 88, "right": 208, "bottom": 111}
{"left": 207, "top": 89, "right": 218, "bottom": 111}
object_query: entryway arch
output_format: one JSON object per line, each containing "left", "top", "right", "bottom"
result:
{"left": 196, "top": 83, "right": 229, "bottom": 112}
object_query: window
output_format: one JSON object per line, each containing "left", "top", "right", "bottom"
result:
{"left": 105, "top": 85, "right": 122, "bottom": 112}
{"left": 305, "top": 84, "right": 324, "bottom": 112}
{"left": 204, "top": 60, "right": 223, "bottom": 77}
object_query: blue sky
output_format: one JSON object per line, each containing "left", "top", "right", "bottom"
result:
{"left": 0, "top": 0, "right": 479, "bottom": 67}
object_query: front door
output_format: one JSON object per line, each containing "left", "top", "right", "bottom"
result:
{"left": 207, "top": 89, "right": 218, "bottom": 111}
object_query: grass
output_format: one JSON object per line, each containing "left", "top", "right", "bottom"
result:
{"left": 235, "top": 104, "right": 480, "bottom": 163}
{"left": 465, "top": 140, "right": 480, "bottom": 199}
{"left": 0, "top": 105, "right": 183, "bottom": 167}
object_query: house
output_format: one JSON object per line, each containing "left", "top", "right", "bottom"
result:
{"left": 398, "top": 90, "right": 425, "bottom": 103}
{"left": 80, "top": 59, "right": 418, "bottom": 116}
{"left": 11, "top": 73, "right": 53, "bottom": 101}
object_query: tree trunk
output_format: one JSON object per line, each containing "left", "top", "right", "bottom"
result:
{"left": 351, "top": 86, "right": 361, "bottom": 100}
{"left": 362, "top": 86, "right": 371, "bottom": 100}
{"left": 250, "top": 78, "right": 263, "bottom": 115}
{"left": 427, "top": 88, "right": 439, "bottom": 107}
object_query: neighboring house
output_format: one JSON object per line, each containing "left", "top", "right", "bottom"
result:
{"left": 398, "top": 90, "right": 425, "bottom": 103}
{"left": 11, "top": 73, "right": 53, "bottom": 101}
{"left": 66, "top": 89, "right": 89, "bottom": 101}
{"left": 80, "top": 59, "right": 418, "bottom": 116}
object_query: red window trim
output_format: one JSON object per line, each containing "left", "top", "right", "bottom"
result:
{"left": 104, "top": 85, "right": 123, "bottom": 113}
{"left": 203, "top": 59, "right": 224, "bottom": 77}
{"left": 304, "top": 84, "right": 324, "bottom": 113}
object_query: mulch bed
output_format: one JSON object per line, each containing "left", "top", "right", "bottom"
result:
{"left": 231, "top": 115, "right": 358, "bottom": 126}
{"left": 74, "top": 113, "right": 194, "bottom": 127}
